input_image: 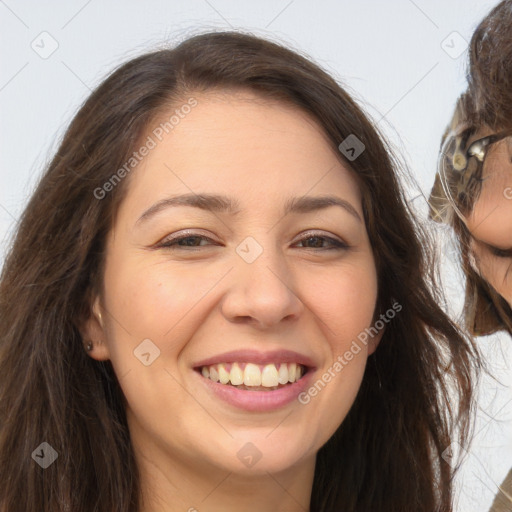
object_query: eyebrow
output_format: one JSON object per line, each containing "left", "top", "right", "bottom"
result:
{"left": 135, "top": 193, "right": 362, "bottom": 226}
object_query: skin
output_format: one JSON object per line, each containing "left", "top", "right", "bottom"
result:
{"left": 82, "top": 90, "right": 382, "bottom": 512}
{"left": 464, "top": 128, "right": 512, "bottom": 306}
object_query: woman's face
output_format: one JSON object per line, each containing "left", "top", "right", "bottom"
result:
{"left": 464, "top": 128, "right": 512, "bottom": 306}
{"left": 85, "top": 91, "right": 380, "bottom": 484}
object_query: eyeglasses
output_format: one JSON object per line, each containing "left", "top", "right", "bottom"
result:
{"left": 437, "top": 128, "right": 512, "bottom": 221}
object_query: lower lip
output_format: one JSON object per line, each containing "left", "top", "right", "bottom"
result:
{"left": 194, "top": 370, "right": 314, "bottom": 412}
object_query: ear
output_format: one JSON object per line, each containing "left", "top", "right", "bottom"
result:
{"left": 78, "top": 295, "right": 111, "bottom": 361}
{"left": 367, "top": 327, "right": 384, "bottom": 356}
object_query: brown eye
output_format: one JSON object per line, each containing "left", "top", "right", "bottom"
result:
{"left": 489, "top": 245, "right": 512, "bottom": 258}
{"left": 294, "top": 232, "right": 349, "bottom": 251}
{"left": 157, "top": 232, "right": 218, "bottom": 250}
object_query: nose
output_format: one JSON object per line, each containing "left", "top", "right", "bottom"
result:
{"left": 220, "top": 242, "right": 305, "bottom": 329}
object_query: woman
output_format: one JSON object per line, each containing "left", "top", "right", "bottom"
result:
{"left": 429, "top": 1, "right": 512, "bottom": 510}
{"left": 0, "top": 30, "right": 477, "bottom": 512}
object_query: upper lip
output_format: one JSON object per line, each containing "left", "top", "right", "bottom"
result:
{"left": 193, "top": 349, "right": 317, "bottom": 370}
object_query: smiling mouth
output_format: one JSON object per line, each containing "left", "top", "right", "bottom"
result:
{"left": 196, "top": 362, "right": 308, "bottom": 391}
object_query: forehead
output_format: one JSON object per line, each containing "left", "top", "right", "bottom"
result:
{"left": 120, "top": 91, "right": 363, "bottom": 216}
{"left": 151, "top": 90, "right": 334, "bottom": 159}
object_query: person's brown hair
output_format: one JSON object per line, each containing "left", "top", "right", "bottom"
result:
{"left": 429, "top": 0, "right": 512, "bottom": 336}
{"left": 0, "top": 30, "right": 478, "bottom": 511}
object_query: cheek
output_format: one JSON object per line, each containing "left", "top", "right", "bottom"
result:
{"left": 470, "top": 185, "right": 512, "bottom": 244}
{"left": 307, "top": 260, "right": 378, "bottom": 346}
{"left": 103, "top": 253, "right": 214, "bottom": 334}
{"left": 99, "top": 257, "right": 213, "bottom": 441}
{"left": 292, "top": 260, "right": 378, "bottom": 440}
{"left": 100, "top": 250, "right": 224, "bottom": 386}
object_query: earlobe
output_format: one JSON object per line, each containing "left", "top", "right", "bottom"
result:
{"left": 79, "top": 295, "right": 111, "bottom": 361}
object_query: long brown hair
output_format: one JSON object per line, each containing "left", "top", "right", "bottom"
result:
{"left": 429, "top": 0, "right": 512, "bottom": 337}
{"left": 0, "top": 30, "right": 478, "bottom": 511}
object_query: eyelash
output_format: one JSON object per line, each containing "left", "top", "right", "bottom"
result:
{"left": 157, "top": 231, "right": 349, "bottom": 252}
{"left": 489, "top": 246, "right": 512, "bottom": 259}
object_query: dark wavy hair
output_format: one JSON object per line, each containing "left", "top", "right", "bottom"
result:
{"left": 0, "top": 30, "right": 478, "bottom": 511}
{"left": 429, "top": 0, "right": 512, "bottom": 337}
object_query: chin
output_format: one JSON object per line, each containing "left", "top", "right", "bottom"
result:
{"left": 202, "top": 434, "right": 316, "bottom": 475}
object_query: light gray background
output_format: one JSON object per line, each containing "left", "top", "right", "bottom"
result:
{"left": 1, "top": 1, "right": 511, "bottom": 511}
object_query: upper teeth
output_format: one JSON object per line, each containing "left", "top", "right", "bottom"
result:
{"left": 201, "top": 362, "right": 304, "bottom": 387}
